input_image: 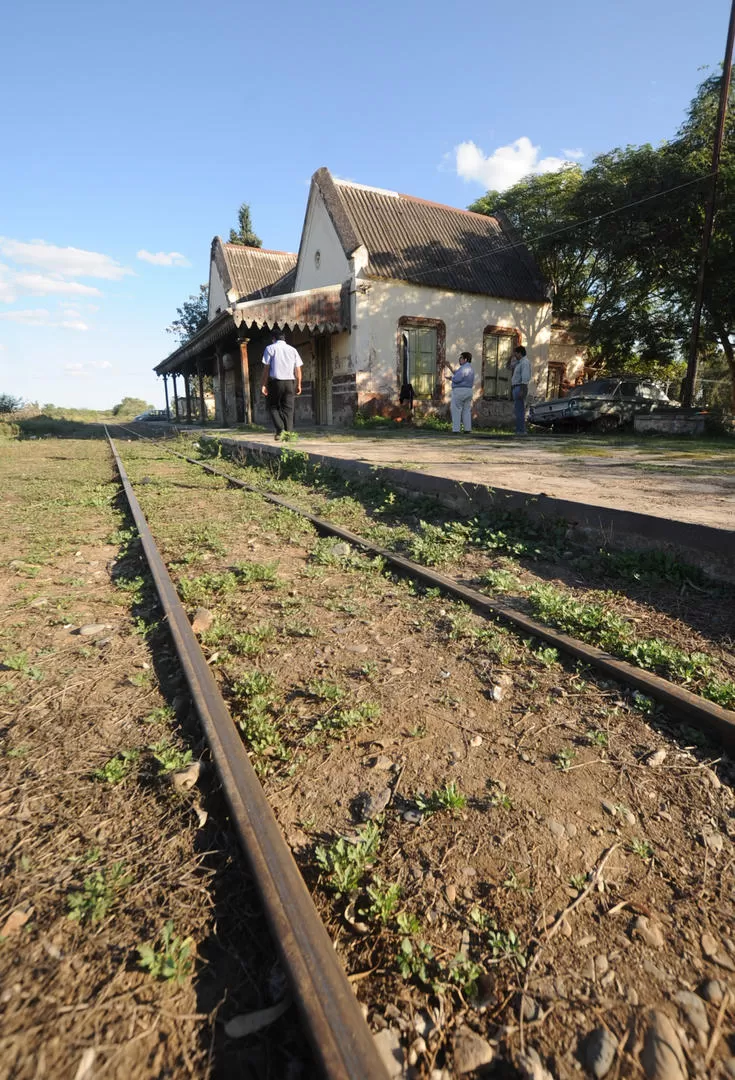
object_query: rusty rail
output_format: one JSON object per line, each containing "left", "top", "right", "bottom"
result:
{"left": 118, "top": 424, "right": 735, "bottom": 751}
{"left": 106, "top": 429, "right": 389, "bottom": 1080}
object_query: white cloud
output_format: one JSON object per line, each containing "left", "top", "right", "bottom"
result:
{"left": 455, "top": 137, "right": 580, "bottom": 191}
{"left": 137, "top": 249, "right": 191, "bottom": 267}
{"left": 0, "top": 238, "right": 133, "bottom": 280}
{"left": 563, "top": 148, "right": 585, "bottom": 161}
{"left": 0, "top": 308, "right": 88, "bottom": 330}
{"left": 64, "top": 359, "right": 109, "bottom": 376}
{"left": 12, "top": 271, "right": 102, "bottom": 298}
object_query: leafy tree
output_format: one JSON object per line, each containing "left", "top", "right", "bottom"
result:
{"left": 228, "top": 203, "right": 262, "bottom": 247}
{"left": 0, "top": 393, "right": 23, "bottom": 414}
{"left": 166, "top": 284, "right": 209, "bottom": 345}
{"left": 112, "top": 397, "right": 154, "bottom": 417}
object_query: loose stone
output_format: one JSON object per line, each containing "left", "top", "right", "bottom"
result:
{"left": 699, "top": 978, "right": 725, "bottom": 1004}
{"left": 362, "top": 787, "right": 391, "bottom": 821}
{"left": 646, "top": 749, "right": 667, "bottom": 768}
{"left": 373, "top": 1028, "right": 403, "bottom": 1079}
{"left": 452, "top": 1028, "right": 495, "bottom": 1075}
{"left": 190, "top": 607, "right": 214, "bottom": 634}
{"left": 632, "top": 915, "right": 665, "bottom": 949}
{"left": 701, "top": 827, "right": 724, "bottom": 855}
{"left": 582, "top": 1026, "right": 618, "bottom": 1079}
{"left": 641, "top": 1010, "right": 686, "bottom": 1080}
{"left": 673, "top": 990, "right": 709, "bottom": 1037}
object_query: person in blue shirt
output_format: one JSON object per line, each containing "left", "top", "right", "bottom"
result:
{"left": 445, "top": 351, "right": 475, "bottom": 434}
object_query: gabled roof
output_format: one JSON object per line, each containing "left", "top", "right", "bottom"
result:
{"left": 211, "top": 237, "right": 297, "bottom": 302}
{"left": 311, "top": 167, "right": 548, "bottom": 303}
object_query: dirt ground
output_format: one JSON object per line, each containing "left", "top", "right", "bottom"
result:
{"left": 112, "top": 433, "right": 735, "bottom": 1079}
{"left": 0, "top": 436, "right": 309, "bottom": 1079}
{"left": 200, "top": 427, "right": 735, "bottom": 532}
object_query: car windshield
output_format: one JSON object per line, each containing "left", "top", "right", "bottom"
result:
{"left": 568, "top": 379, "right": 620, "bottom": 398}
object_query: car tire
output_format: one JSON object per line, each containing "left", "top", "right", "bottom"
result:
{"left": 594, "top": 414, "right": 620, "bottom": 434}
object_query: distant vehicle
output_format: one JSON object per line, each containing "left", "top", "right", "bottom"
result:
{"left": 528, "top": 377, "right": 675, "bottom": 432}
{"left": 132, "top": 410, "right": 168, "bottom": 422}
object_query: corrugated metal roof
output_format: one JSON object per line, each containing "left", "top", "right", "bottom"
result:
{"left": 218, "top": 241, "right": 297, "bottom": 301}
{"left": 314, "top": 169, "right": 547, "bottom": 302}
{"left": 233, "top": 284, "right": 348, "bottom": 334}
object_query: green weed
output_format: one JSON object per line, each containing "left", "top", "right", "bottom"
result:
{"left": 92, "top": 750, "right": 140, "bottom": 784}
{"left": 479, "top": 568, "right": 521, "bottom": 593}
{"left": 315, "top": 701, "right": 381, "bottom": 737}
{"left": 2, "top": 652, "right": 43, "bottom": 679}
{"left": 416, "top": 781, "right": 467, "bottom": 815}
{"left": 628, "top": 838, "right": 654, "bottom": 860}
{"left": 307, "top": 678, "right": 346, "bottom": 702}
{"left": 585, "top": 728, "right": 609, "bottom": 748}
{"left": 67, "top": 862, "right": 132, "bottom": 925}
{"left": 554, "top": 747, "right": 577, "bottom": 771}
{"left": 315, "top": 822, "right": 381, "bottom": 896}
{"left": 362, "top": 879, "right": 401, "bottom": 924}
{"left": 148, "top": 740, "right": 193, "bottom": 774}
{"left": 397, "top": 937, "right": 435, "bottom": 986}
{"left": 405, "top": 520, "right": 472, "bottom": 567}
{"left": 137, "top": 920, "right": 195, "bottom": 984}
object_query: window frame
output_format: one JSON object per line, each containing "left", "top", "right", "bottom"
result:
{"left": 396, "top": 317, "right": 446, "bottom": 402}
{"left": 482, "top": 325, "right": 521, "bottom": 400}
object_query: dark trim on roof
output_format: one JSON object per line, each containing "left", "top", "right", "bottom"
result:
{"left": 312, "top": 167, "right": 361, "bottom": 257}
{"left": 155, "top": 310, "right": 234, "bottom": 375}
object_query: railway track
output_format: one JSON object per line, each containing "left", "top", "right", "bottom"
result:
{"left": 108, "top": 425, "right": 735, "bottom": 1079}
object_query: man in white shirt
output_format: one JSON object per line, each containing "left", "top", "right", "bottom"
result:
{"left": 261, "top": 329, "right": 303, "bottom": 439}
{"left": 510, "top": 345, "right": 532, "bottom": 436}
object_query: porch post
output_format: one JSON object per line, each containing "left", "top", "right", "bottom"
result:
{"left": 197, "top": 360, "right": 206, "bottom": 426}
{"left": 238, "top": 334, "right": 252, "bottom": 424}
{"left": 214, "top": 348, "right": 226, "bottom": 425}
{"left": 163, "top": 374, "right": 170, "bottom": 420}
{"left": 184, "top": 367, "right": 193, "bottom": 423}
{"left": 172, "top": 374, "right": 180, "bottom": 421}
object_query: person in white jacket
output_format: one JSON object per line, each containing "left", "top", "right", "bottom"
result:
{"left": 510, "top": 345, "right": 531, "bottom": 435}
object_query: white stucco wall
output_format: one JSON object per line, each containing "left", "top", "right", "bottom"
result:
{"left": 294, "top": 189, "right": 351, "bottom": 292}
{"left": 352, "top": 278, "right": 551, "bottom": 408}
{"left": 208, "top": 261, "right": 228, "bottom": 321}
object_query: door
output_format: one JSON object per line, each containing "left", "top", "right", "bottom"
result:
{"left": 314, "top": 336, "right": 333, "bottom": 426}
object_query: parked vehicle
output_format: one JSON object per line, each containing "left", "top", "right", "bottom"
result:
{"left": 132, "top": 410, "right": 168, "bottom": 421}
{"left": 528, "top": 377, "right": 674, "bottom": 432}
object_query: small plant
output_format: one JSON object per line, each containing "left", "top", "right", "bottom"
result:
{"left": 359, "top": 661, "right": 379, "bottom": 680}
{"left": 362, "top": 879, "right": 401, "bottom": 924}
{"left": 315, "top": 701, "right": 381, "bottom": 737}
{"left": 479, "top": 568, "right": 520, "bottom": 593}
{"left": 233, "top": 560, "right": 280, "bottom": 585}
{"left": 554, "top": 747, "right": 577, "bottom": 772}
{"left": 448, "top": 955, "right": 484, "bottom": 997}
{"left": 416, "top": 781, "right": 467, "bottom": 815}
{"left": 396, "top": 911, "right": 422, "bottom": 935}
{"left": 585, "top": 728, "right": 609, "bottom": 748}
{"left": 628, "top": 837, "right": 654, "bottom": 860}
{"left": 534, "top": 646, "right": 559, "bottom": 667}
{"left": 178, "top": 571, "right": 238, "bottom": 605}
{"left": 487, "top": 781, "right": 513, "bottom": 811}
{"left": 408, "top": 723, "right": 427, "bottom": 738}
{"left": 307, "top": 678, "right": 346, "bottom": 702}
{"left": 67, "top": 861, "right": 132, "bottom": 924}
{"left": 503, "top": 867, "right": 532, "bottom": 893}
{"left": 143, "top": 705, "right": 175, "bottom": 725}
{"left": 92, "top": 749, "right": 140, "bottom": 784}
{"left": 486, "top": 926, "right": 527, "bottom": 969}
{"left": 406, "top": 520, "right": 473, "bottom": 568}
{"left": 229, "top": 625, "right": 274, "bottom": 658}
{"left": 397, "top": 937, "right": 435, "bottom": 986}
{"left": 6, "top": 745, "right": 30, "bottom": 758}
{"left": 137, "top": 920, "right": 195, "bottom": 984}
{"left": 569, "top": 873, "right": 588, "bottom": 892}
{"left": 148, "top": 740, "right": 193, "bottom": 774}
{"left": 315, "top": 822, "right": 380, "bottom": 896}
{"left": 2, "top": 652, "right": 43, "bottom": 679}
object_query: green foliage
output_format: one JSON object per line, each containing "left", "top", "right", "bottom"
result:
{"left": 397, "top": 937, "right": 435, "bottom": 986}
{"left": 405, "top": 520, "right": 472, "bottom": 567}
{"left": 0, "top": 393, "right": 23, "bottom": 414}
{"left": 230, "top": 671, "right": 288, "bottom": 773}
{"left": 585, "top": 728, "right": 609, "bottom": 748}
{"left": 92, "top": 749, "right": 140, "bottom": 784}
{"left": 479, "top": 567, "right": 521, "bottom": 593}
{"left": 306, "top": 678, "right": 346, "bottom": 702}
{"left": 416, "top": 781, "right": 467, "bottom": 815}
{"left": 166, "top": 284, "right": 209, "bottom": 345}
{"left": 2, "top": 651, "right": 42, "bottom": 679}
{"left": 628, "top": 837, "right": 654, "bottom": 860}
{"left": 137, "top": 920, "right": 195, "bottom": 983}
{"left": 554, "top": 747, "right": 577, "bottom": 771}
{"left": 314, "top": 701, "right": 381, "bottom": 736}
{"left": 178, "top": 571, "right": 238, "bottom": 604}
{"left": 362, "top": 879, "right": 401, "bottom": 924}
{"left": 315, "top": 822, "right": 381, "bottom": 896}
{"left": 67, "top": 862, "right": 132, "bottom": 924}
{"left": 111, "top": 397, "right": 153, "bottom": 418}
{"left": 148, "top": 740, "right": 193, "bottom": 774}
{"left": 228, "top": 202, "right": 262, "bottom": 247}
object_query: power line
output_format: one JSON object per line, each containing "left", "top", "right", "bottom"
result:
{"left": 410, "top": 169, "right": 718, "bottom": 282}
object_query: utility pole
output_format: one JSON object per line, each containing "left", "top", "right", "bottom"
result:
{"left": 682, "top": 0, "right": 735, "bottom": 408}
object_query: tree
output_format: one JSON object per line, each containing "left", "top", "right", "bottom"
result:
{"left": 166, "top": 284, "right": 209, "bottom": 345}
{"left": 0, "top": 393, "right": 23, "bottom": 414}
{"left": 228, "top": 203, "right": 262, "bottom": 247}
{"left": 112, "top": 397, "right": 154, "bottom": 417}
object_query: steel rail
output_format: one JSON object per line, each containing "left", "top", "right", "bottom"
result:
{"left": 105, "top": 429, "right": 389, "bottom": 1080}
{"left": 118, "top": 424, "right": 735, "bottom": 750}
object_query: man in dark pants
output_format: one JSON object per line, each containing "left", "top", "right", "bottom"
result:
{"left": 261, "top": 329, "right": 303, "bottom": 439}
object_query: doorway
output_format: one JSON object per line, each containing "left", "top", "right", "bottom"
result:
{"left": 314, "top": 336, "right": 333, "bottom": 426}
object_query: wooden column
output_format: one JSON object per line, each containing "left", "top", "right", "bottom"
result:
{"left": 214, "top": 348, "right": 225, "bottom": 425}
{"left": 238, "top": 335, "right": 252, "bottom": 424}
{"left": 163, "top": 374, "right": 171, "bottom": 420}
{"left": 172, "top": 374, "right": 180, "bottom": 421}
{"left": 197, "top": 360, "right": 206, "bottom": 426}
{"left": 184, "top": 368, "right": 193, "bottom": 423}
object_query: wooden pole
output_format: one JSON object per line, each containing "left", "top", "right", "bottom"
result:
{"left": 163, "top": 374, "right": 171, "bottom": 420}
{"left": 184, "top": 368, "right": 193, "bottom": 423}
{"left": 682, "top": 0, "right": 735, "bottom": 408}
{"left": 172, "top": 374, "right": 180, "bottom": 422}
{"left": 239, "top": 336, "right": 252, "bottom": 424}
{"left": 197, "top": 361, "right": 206, "bottom": 426}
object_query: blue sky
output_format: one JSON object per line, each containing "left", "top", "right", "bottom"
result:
{"left": 0, "top": 0, "right": 730, "bottom": 409}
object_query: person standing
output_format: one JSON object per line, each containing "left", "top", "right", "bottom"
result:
{"left": 261, "top": 329, "right": 303, "bottom": 439}
{"left": 446, "top": 351, "right": 475, "bottom": 434}
{"left": 510, "top": 345, "right": 531, "bottom": 436}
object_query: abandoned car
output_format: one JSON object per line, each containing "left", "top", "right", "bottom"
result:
{"left": 528, "top": 376, "right": 674, "bottom": 432}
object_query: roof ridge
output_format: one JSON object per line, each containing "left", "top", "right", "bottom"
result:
{"left": 223, "top": 243, "right": 298, "bottom": 257}
{"left": 393, "top": 190, "right": 500, "bottom": 223}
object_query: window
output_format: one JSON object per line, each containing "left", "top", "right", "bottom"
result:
{"left": 397, "top": 318, "right": 445, "bottom": 400}
{"left": 482, "top": 328, "right": 518, "bottom": 398}
{"left": 546, "top": 362, "right": 565, "bottom": 399}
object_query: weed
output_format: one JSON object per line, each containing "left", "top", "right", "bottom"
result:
{"left": 448, "top": 955, "right": 484, "bottom": 997}
{"left": 148, "top": 740, "right": 193, "bottom": 774}
{"left": 362, "top": 879, "right": 401, "bottom": 924}
{"left": 479, "top": 568, "right": 520, "bottom": 593}
{"left": 92, "top": 750, "right": 140, "bottom": 784}
{"left": 488, "top": 784, "right": 513, "bottom": 811}
{"left": 416, "top": 781, "right": 467, "bottom": 815}
{"left": 554, "top": 747, "right": 577, "bottom": 771}
{"left": 397, "top": 937, "right": 435, "bottom": 986}
{"left": 128, "top": 671, "right": 150, "bottom": 687}
{"left": 229, "top": 625, "right": 274, "bottom": 658}
{"left": 67, "top": 862, "right": 132, "bottom": 924}
{"left": 628, "top": 838, "right": 654, "bottom": 860}
{"left": 359, "top": 661, "right": 379, "bottom": 680}
{"left": 315, "top": 822, "right": 380, "bottom": 896}
{"left": 307, "top": 678, "right": 346, "bottom": 702}
{"left": 2, "top": 652, "right": 43, "bottom": 679}
{"left": 396, "top": 911, "right": 422, "bottom": 935}
{"left": 178, "top": 571, "right": 237, "bottom": 604}
{"left": 585, "top": 728, "right": 609, "bottom": 748}
{"left": 137, "top": 920, "right": 195, "bottom": 984}
{"left": 284, "top": 620, "right": 316, "bottom": 638}
{"left": 406, "top": 520, "right": 473, "bottom": 567}
{"left": 315, "top": 701, "right": 381, "bottom": 737}
{"left": 486, "top": 926, "right": 527, "bottom": 969}
{"left": 503, "top": 867, "right": 532, "bottom": 893}
{"left": 6, "top": 745, "right": 30, "bottom": 758}
{"left": 143, "top": 705, "right": 175, "bottom": 725}
{"left": 569, "top": 873, "right": 588, "bottom": 892}
{"left": 534, "top": 646, "right": 559, "bottom": 667}
{"left": 115, "top": 575, "right": 146, "bottom": 604}
{"left": 233, "top": 560, "right": 280, "bottom": 586}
